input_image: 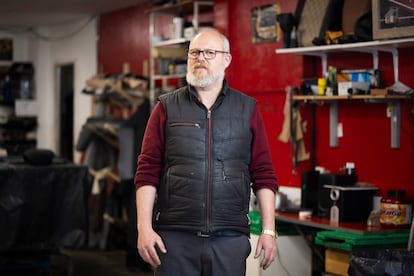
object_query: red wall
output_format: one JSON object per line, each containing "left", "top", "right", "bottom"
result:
{"left": 98, "top": 2, "right": 152, "bottom": 74}
{"left": 98, "top": 0, "right": 414, "bottom": 199}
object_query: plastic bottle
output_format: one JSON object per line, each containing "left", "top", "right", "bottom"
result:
{"left": 3, "top": 75, "right": 12, "bottom": 103}
{"left": 317, "top": 78, "right": 326, "bottom": 95}
{"left": 20, "top": 78, "right": 30, "bottom": 99}
{"left": 380, "top": 190, "right": 412, "bottom": 227}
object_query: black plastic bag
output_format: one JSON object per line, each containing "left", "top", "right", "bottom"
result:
{"left": 349, "top": 249, "right": 414, "bottom": 276}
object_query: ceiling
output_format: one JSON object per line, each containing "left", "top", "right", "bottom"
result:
{"left": 0, "top": 0, "right": 147, "bottom": 28}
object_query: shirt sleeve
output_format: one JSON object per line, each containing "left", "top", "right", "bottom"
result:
{"left": 249, "top": 104, "right": 278, "bottom": 194}
{"left": 134, "top": 101, "right": 166, "bottom": 190}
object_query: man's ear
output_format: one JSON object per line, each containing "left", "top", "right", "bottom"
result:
{"left": 224, "top": 53, "right": 232, "bottom": 68}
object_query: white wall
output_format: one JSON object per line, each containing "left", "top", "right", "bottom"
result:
{"left": 1, "top": 17, "right": 97, "bottom": 163}
{"left": 247, "top": 234, "right": 312, "bottom": 276}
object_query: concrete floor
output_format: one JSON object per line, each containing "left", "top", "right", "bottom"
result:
{"left": 0, "top": 249, "right": 153, "bottom": 276}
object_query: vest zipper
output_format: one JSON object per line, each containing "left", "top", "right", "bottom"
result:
{"left": 206, "top": 110, "right": 212, "bottom": 233}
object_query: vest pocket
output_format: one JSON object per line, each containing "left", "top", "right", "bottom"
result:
{"left": 169, "top": 122, "right": 201, "bottom": 128}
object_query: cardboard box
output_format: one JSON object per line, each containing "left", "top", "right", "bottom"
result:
{"left": 337, "top": 70, "right": 374, "bottom": 96}
{"left": 370, "top": 89, "right": 388, "bottom": 96}
{"left": 337, "top": 71, "right": 372, "bottom": 83}
{"left": 325, "top": 248, "right": 350, "bottom": 276}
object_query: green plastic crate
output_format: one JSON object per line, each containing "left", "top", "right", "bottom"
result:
{"left": 315, "top": 230, "right": 409, "bottom": 251}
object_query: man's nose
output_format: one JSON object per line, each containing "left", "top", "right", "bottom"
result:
{"left": 196, "top": 52, "right": 207, "bottom": 61}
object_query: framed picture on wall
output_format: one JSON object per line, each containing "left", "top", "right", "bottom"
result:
{"left": 0, "top": 38, "right": 13, "bottom": 61}
{"left": 372, "top": 0, "right": 414, "bottom": 40}
{"left": 251, "top": 3, "right": 280, "bottom": 44}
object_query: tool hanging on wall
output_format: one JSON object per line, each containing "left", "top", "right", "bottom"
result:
{"left": 278, "top": 86, "right": 310, "bottom": 172}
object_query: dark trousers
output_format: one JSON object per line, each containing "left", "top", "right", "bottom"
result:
{"left": 155, "top": 231, "right": 251, "bottom": 276}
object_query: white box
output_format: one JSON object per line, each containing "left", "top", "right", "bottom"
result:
{"left": 15, "top": 99, "right": 38, "bottom": 116}
{"left": 337, "top": 82, "right": 370, "bottom": 96}
{"left": 338, "top": 82, "right": 353, "bottom": 96}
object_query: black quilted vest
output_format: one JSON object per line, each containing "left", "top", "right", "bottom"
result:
{"left": 155, "top": 82, "right": 256, "bottom": 236}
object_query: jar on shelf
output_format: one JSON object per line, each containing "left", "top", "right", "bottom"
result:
{"left": 380, "top": 189, "right": 412, "bottom": 227}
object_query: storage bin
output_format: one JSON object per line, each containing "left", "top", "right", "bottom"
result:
{"left": 315, "top": 230, "right": 409, "bottom": 251}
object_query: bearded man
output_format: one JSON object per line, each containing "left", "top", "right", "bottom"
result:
{"left": 134, "top": 28, "right": 278, "bottom": 276}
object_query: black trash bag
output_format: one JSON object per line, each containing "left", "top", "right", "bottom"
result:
{"left": 349, "top": 249, "right": 414, "bottom": 276}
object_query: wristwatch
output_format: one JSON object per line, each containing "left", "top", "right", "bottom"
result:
{"left": 262, "top": 229, "right": 278, "bottom": 239}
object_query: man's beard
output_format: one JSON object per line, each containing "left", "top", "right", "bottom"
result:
{"left": 186, "top": 64, "right": 225, "bottom": 88}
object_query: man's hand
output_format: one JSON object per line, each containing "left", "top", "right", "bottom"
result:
{"left": 254, "top": 233, "right": 277, "bottom": 270}
{"left": 137, "top": 228, "right": 167, "bottom": 268}
{"left": 136, "top": 186, "right": 162, "bottom": 267}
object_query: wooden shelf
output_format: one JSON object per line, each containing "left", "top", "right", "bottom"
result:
{"left": 290, "top": 93, "right": 410, "bottom": 149}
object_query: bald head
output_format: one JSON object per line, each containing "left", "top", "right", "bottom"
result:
{"left": 190, "top": 28, "right": 230, "bottom": 53}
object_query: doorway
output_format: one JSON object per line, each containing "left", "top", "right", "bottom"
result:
{"left": 57, "top": 64, "right": 74, "bottom": 162}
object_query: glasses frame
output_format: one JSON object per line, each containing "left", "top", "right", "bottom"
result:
{"left": 187, "top": 48, "right": 229, "bottom": 60}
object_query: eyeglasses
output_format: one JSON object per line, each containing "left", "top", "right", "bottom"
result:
{"left": 188, "top": 49, "right": 228, "bottom": 60}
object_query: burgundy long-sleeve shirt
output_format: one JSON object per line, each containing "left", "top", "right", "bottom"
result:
{"left": 134, "top": 100, "right": 277, "bottom": 194}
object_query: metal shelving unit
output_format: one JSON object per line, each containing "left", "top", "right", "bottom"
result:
{"left": 147, "top": 0, "right": 214, "bottom": 107}
{"left": 275, "top": 38, "right": 414, "bottom": 148}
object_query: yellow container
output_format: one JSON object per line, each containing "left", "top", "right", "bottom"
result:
{"left": 318, "top": 78, "right": 327, "bottom": 95}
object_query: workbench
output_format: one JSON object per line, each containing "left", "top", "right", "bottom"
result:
{"left": 274, "top": 211, "right": 410, "bottom": 275}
